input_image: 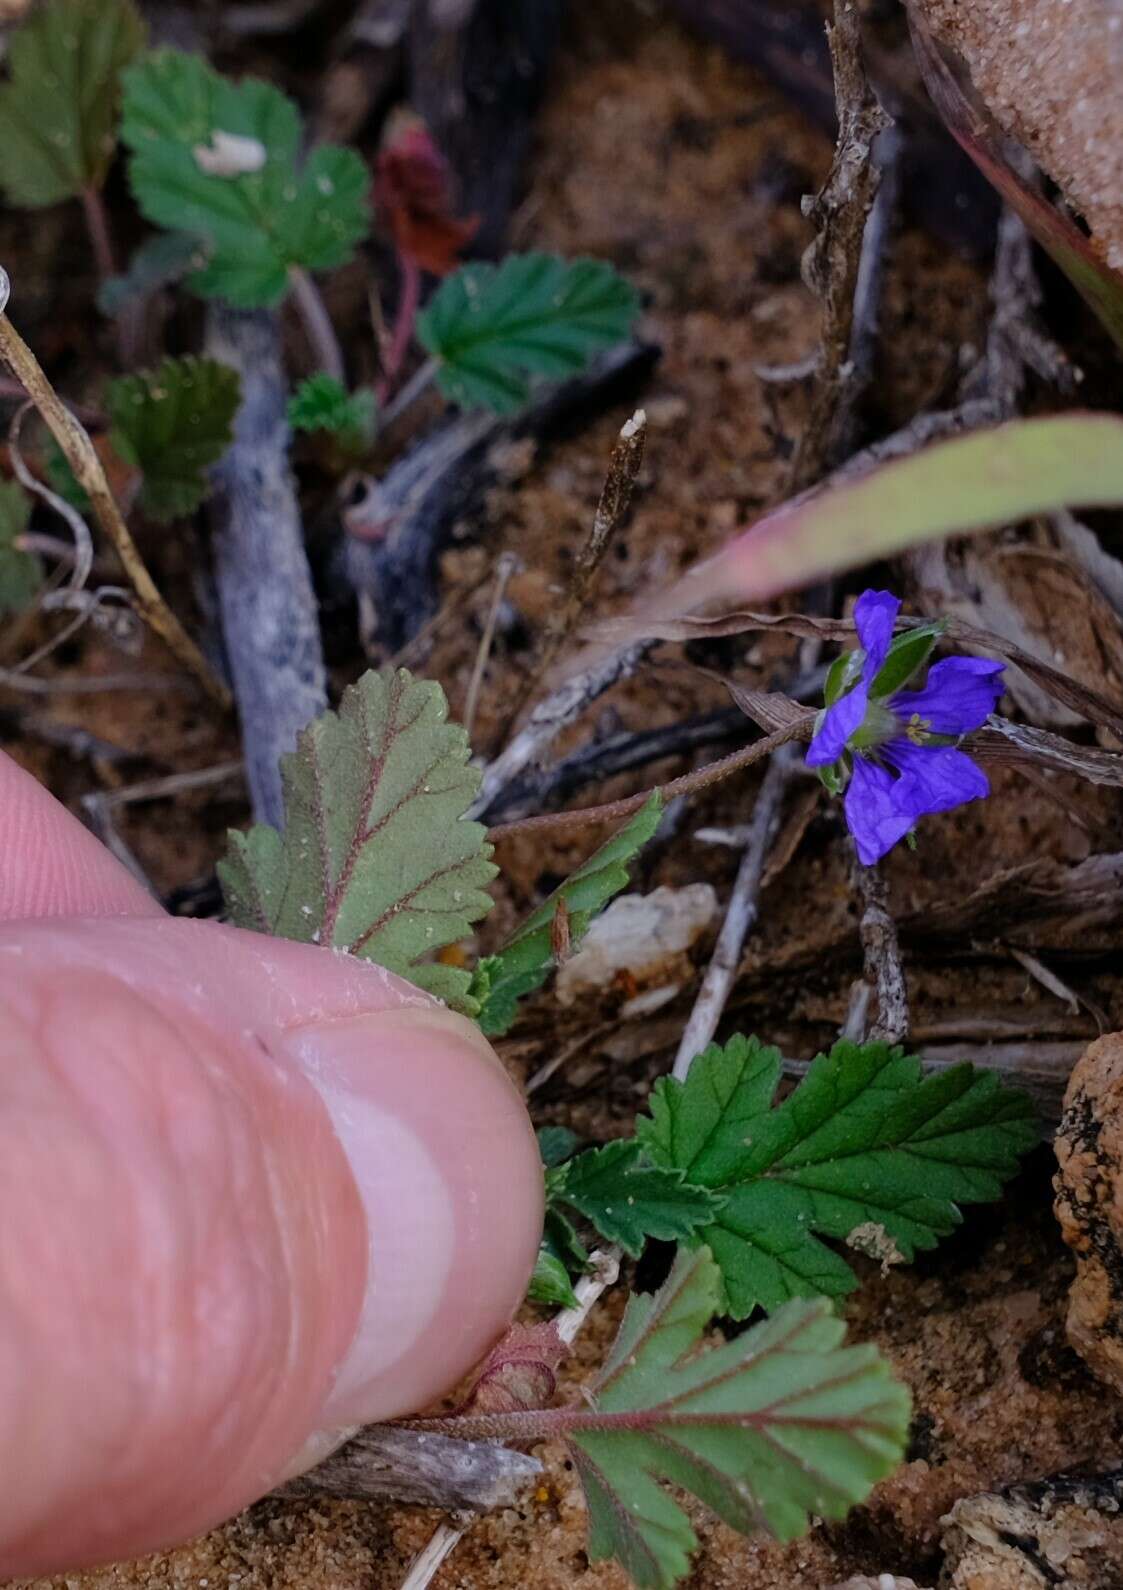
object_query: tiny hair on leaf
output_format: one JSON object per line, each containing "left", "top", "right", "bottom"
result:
{"left": 219, "top": 667, "right": 496, "bottom": 1009}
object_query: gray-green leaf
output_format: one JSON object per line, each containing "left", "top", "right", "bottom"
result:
{"left": 0, "top": 0, "right": 144, "bottom": 208}
{"left": 219, "top": 667, "right": 497, "bottom": 1008}
{"left": 571, "top": 1246, "right": 910, "bottom": 1590}
{"left": 417, "top": 252, "right": 640, "bottom": 413}
{"left": 121, "top": 49, "right": 369, "bottom": 308}
{"left": 107, "top": 355, "right": 240, "bottom": 522}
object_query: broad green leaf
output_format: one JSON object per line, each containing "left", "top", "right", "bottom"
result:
{"left": 121, "top": 49, "right": 369, "bottom": 308}
{"left": 476, "top": 794, "right": 662, "bottom": 1036}
{"left": 219, "top": 667, "right": 497, "bottom": 1007}
{"left": 0, "top": 0, "right": 144, "bottom": 208}
{"left": 417, "top": 251, "right": 640, "bottom": 413}
{"left": 637, "top": 1037, "right": 1036, "bottom": 1317}
{"left": 571, "top": 1246, "right": 910, "bottom": 1590}
{"left": 287, "top": 373, "right": 377, "bottom": 458}
{"left": 107, "top": 355, "right": 240, "bottom": 522}
{"left": 547, "top": 1139, "right": 725, "bottom": 1258}
{"left": 870, "top": 621, "right": 946, "bottom": 698}
{"left": 602, "top": 415, "right": 1123, "bottom": 649}
{"left": 0, "top": 481, "right": 40, "bottom": 615}
{"left": 98, "top": 231, "right": 208, "bottom": 317}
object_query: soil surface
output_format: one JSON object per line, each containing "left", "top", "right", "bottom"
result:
{"left": 5, "top": 2, "right": 1123, "bottom": 1588}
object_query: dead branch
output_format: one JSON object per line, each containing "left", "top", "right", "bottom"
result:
{"left": 273, "top": 1425, "right": 540, "bottom": 1511}
{"left": 0, "top": 270, "right": 229, "bottom": 708}
{"left": 672, "top": 745, "right": 801, "bottom": 1079}
{"left": 503, "top": 409, "right": 647, "bottom": 735}
{"left": 207, "top": 306, "right": 328, "bottom": 827}
{"left": 790, "top": 0, "right": 891, "bottom": 489}
{"left": 852, "top": 855, "right": 909, "bottom": 1043}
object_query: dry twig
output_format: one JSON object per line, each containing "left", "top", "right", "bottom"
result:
{"left": 463, "top": 552, "right": 519, "bottom": 742}
{"left": 0, "top": 270, "right": 229, "bottom": 708}
{"left": 851, "top": 854, "right": 909, "bottom": 1043}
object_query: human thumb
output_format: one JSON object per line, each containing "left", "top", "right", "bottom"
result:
{"left": 0, "top": 916, "right": 543, "bottom": 1577}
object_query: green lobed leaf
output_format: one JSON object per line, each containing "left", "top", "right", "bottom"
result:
{"left": 107, "top": 355, "right": 241, "bottom": 522}
{"left": 0, "top": 480, "right": 40, "bottom": 615}
{"left": 287, "top": 373, "right": 377, "bottom": 458}
{"left": 547, "top": 1139, "right": 726, "bottom": 1258}
{"left": 571, "top": 1246, "right": 910, "bottom": 1590}
{"left": 0, "top": 0, "right": 144, "bottom": 208}
{"left": 121, "top": 49, "right": 369, "bottom": 308}
{"left": 417, "top": 251, "right": 641, "bottom": 413}
{"left": 476, "top": 794, "right": 662, "bottom": 1036}
{"left": 98, "top": 231, "right": 208, "bottom": 317}
{"left": 218, "top": 667, "right": 497, "bottom": 1008}
{"left": 637, "top": 1037, "right": 1037, "bottom": 1318}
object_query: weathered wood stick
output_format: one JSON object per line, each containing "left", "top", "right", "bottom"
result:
{"left": 272, "top": 1424, "right": 540, "bottom": 1510}
{"left": 207, "top": 306, "right": 328, "bottom": 828}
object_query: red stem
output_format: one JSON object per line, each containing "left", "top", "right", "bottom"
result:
{"left": 80, "top": 187, "right": 117, "bottom": 283}
{"left": 377, "top": 252, "right": 421, "bottom": 403}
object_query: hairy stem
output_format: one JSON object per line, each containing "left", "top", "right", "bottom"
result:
{"left": 289, "top": 266, "right": 346, "bottom": 383}
{"left": 0, "top": 273, "right": 230, "bottom": 707}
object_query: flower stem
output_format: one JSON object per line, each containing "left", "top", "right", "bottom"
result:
{"left": 289, "top": 266, "right": 346, "bottom": 383}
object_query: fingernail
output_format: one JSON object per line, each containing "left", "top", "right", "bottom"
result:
{"left": 276, "top": 1007, "right": 542, "bottom": 1429}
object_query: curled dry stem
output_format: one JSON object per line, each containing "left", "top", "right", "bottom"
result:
{"left": 0, "top": 272, "right": 230, "bottom": 708}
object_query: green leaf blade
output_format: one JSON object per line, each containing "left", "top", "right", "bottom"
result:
{"left": 639, "top": 1037, "right": 1036, "bottom": 1318}
{"left": 0, "top": 0, "right": 144, "bottom": 208}
{"left": 219, "top": 668, "right": 496, "bottom": 1010}
{"left": 477, "top": 794, "right": 662, "bottom": 1036}
{"left": 418, "top": 252, "right": 640, "bottom": 413}
{"left": 107, "top": 355, "right": 240, "bottom": 521}
{"left": 571, "top": 1248, "right": 910, "bottom": 1588}
{"left": 550, "top": 1140, "right": 724, "bottom": 1258}
{"left": 122, "top": 49, "right": 369, "bottom": 309}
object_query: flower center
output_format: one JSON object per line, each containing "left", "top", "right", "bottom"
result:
{"left": 904, "top": 711, "right": 931, "bottom": 746}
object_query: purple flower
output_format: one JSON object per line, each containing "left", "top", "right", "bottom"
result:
{"left": 807, "top": 590, "right": 1005, "bottom": 864}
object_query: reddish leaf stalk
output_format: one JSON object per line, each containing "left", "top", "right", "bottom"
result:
{"left": 81, "top": 187, "right": 118, "bottom": 283}
{"left": 378, "top": 252, "right": 421, "bottom": 403}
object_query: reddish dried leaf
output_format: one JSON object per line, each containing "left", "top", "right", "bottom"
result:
{"left": 374, "top": 116, "right": 479, "bottom": 277}
{"left": 457, "top": 1321, "right": 566, "bottom": 1416}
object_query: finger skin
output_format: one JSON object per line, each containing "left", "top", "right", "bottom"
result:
{"left": 0, "top": 756, "right": 544, "bottom": 1574}
{"left": 0, "top": 935, "right": 543, "bottom": 1575}
{"left": 0, "top": 754, "right": 160, "bottom": 921}
{"left": 0, "top": 963, "right": 366, "bottom": 1572}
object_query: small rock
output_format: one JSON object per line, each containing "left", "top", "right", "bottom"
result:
{"left": 1054, "top": 1033, "right": 1123, "bottom": 1392}
{"left": 555, "top": 884, "right": 717, "bottom": 1005}
{"left": 941, "top": 1470, "right": 1123, "bottom": 1588}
